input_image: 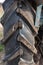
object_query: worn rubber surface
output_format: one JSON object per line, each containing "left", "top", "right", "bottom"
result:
{"left": 0, "top": 0, "right": 43, "bottom": 65}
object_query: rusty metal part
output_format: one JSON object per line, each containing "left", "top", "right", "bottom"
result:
{"left": 17, "top": 34, "right": 37, "bottom": 54}
{"left": 1, "top": 22, "right": 22, "bottom": 44}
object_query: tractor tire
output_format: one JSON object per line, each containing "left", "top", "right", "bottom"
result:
{"left": 0, "top": 0, "right": 40, "bottom": 65}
